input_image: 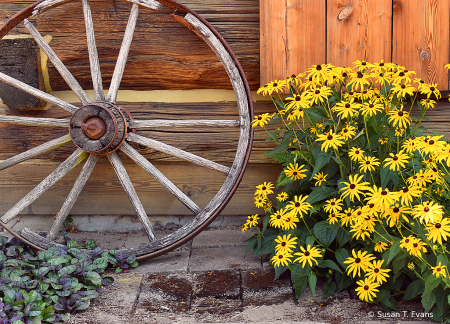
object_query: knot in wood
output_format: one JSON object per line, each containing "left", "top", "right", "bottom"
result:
{"left": 420, "top": 50, "right": 429, "bottom": 60}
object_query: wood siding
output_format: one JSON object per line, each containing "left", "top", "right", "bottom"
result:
{"left": 261, "top": 0, "right": 450, "bottom": 90}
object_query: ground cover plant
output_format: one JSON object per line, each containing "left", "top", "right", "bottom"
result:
{"left": 0, "top": 234, "right": 138, "bottom": 323}
{"left": 244, "top": 61, "right": 450, "bottom": 322}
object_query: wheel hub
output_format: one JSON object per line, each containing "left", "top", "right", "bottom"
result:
{"left": 69, "top": 102, "right": 132, "bottom": 154}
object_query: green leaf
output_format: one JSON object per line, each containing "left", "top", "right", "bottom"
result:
{"left": 310, "top": 152, "right": 332, "bottom": 181}
{"left": 337, "top": 227, "right": 350, "bottom": 247}
{"left": 308, "top": 272, "right": 317, "bottom": 297}
{"left": 4, "top": 289, "right": 15, "bottom": 304}
{"left": 380, "top": 165, "right": 399, "bottom": 189}
{"left": 322, "top": 259, "right": 343, "bottom": 274}
{"left": 336, "top": 272, "right": 354, "bottom": 291}
{"left": 262, "top": 214, "right": 270, "bottom": 233}
{"left": 313, "top": 221, "right": 337, "bottom": 248}
{"left": 48, "top": 257, "right": 68, "bottom": 266}
{"left": 403, "top": 279, "right": 424, "bottom": 301}
{"left": 323, "top": 281, "right": 336, "bottom": 299}
{"left": 84, "top": 239, "right": 97, "bottom": 250}
{"left": 74, "top": 298, "right": 90, "bottom": 311}
{"left": 384, "top": 241, "right": 401, "bottom": 266}
{"left": 306, "top": 236, "right": 315, "bottom": 247}
{"left": 291, "top": 272, "right": 308, "bottom": 298}
{"left": 130, "top": 261, "right": 138, "bottom": 268}
{"left": 335, "top": 249, "right": 350, "bottom": 269}
{"left": 422, "top": 292, "right": 436, "bottom": 313}
{"left": 423, "top": 274, "right": 440, "bottom": 296}
{"left": 25, "top": 290, "right": 38, "bottom": 305}
{"left": 306, "top": 187, "right": 337, "bottom": 205}
{"left": 244, "top": 236, "right": 257, "bottom": 257}
{"left": 277, "top": 171, "right": 292, "bottom": 187}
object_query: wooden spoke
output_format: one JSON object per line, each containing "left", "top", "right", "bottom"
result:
{"left": 82, "top": 0, "right": 104, "bottom": 102}
{"left": 0, "top": 115, "right": 69, "bottom": 127}
{"left": 106, "top": 4, "right": 139, "bottom": 104}
{"left": 120, "top": 142, "right": 201, "bottom": 215}
{"left": 107, "top": 151, "right": 157, "bottom": 241}
{"left": 129, "top": 119, "right": 240, "bottom": 129}
{"left": 0, "top": 134, "right": 72, "bottom": 171}
{"left": 24, "top": 19, "right": 92, "bottom": 105}
{"left": 127, "top": 132, "right": 230, "bottom": 174}
{"left": 0, "top": 149, "right": 87, "bottom": 224}
{"left": 47, "top": 154, "right": 99, "bottom": 241}
{"left": 0, "top": 72, "right": 78, "bottom": 113}
{"left": 125, "top": 0, "right": 163, "bottom": 10}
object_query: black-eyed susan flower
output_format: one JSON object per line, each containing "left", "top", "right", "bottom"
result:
{"left": 340, "top": 208, "right": 357, "bottom": 227}
{"left": 378, "top": 137, "right": 388, "bottom": 144}
{"left": 384, "top": 205, "right": 410, "bottom": 227}
{"left": 400, "top": 236, "right": 416, "bottom": 251}
{"left": 353, "top": 60, "right": 374, "bottom": 71}
{"left": 308, "top": 86, "right": 333, "bottom": 105}
{"left": 313, "top": 172, "right": 327, "bottom": 186}
{"left": 246, "top": 214, "right": 259, "bottom": 227}
{"left": 374, "top": 241, "right": 389, "bottom": 253}
{"left": 340, "top": 126, "right": 356, "bottom": 141}
{"left": 264, "top": 200, "right": 273, "bottom": 212}
{"left": 355, "top": 278, "right": 380, "bottom": 302}
{"left": 350, "top": 223, "right": 372, "bottom": 241}
{"left": 316, "top": 129, "right": 345, "bottom": 152}
{"left": 426, "top": 217, "right": 450, "bottom": 244}
{"left": 293, "top": 244, "right": 322, "bottom": 268}
{"left": 284, "top": 163, "right": 308, "bottom": 181}
{"left": 257, "top": 80, "right": 286, "bottom": 96}
{"left": 241, "top": 223, "right": 248, "bottom": 232}
{"left": 251, "top": 113, "right": 272, "bottom": 128}
{"left": 383, "top": 151, "right": 410, "bottom": 171}
{"left": 417, "top": 135, "right": 446, "bottom": 156}
{"left": 327, "top": 213, "right": 340, "bottom": 225}
{"left": 348, "top": 70, "right": 371, "bottom": 90}
{"left": 276, "top": 192, "right": 289, "bottom": 202}
{"left": 275, "top": 234, "right": 297, "bottom": 253}
{"left": 306, "top": 64, "right": 335, "bottom": 83}
{"left": 344, "top": 250, "right": 376, "bottom": 278}
{"left": 391, "top": 83, "right": 416, "bottom": 97}
{"left": 420, "top": 83, "right": 441, "bottom": 99}
{"left": 365, "top": 260, "right": 391, "bottom": 284}
{"left": 254, "top": 196, "right": 267, "bottom": 208}
{"left": 333, "top": 100, "right": 361, "bottom": 119}
{"left": 285, "top": 195, "right": 312, "bottom": 218}
{"left": 323, "top": 198, "right": 343, "bottom": 214}
{"left": 407, "top": 170, "right": 433, "bottom": 188}
{"left": 365, "top": 185, "right": 397, "bottom": 212}
{"left": 402, "top": 138, "right": 419, "bottom": 153}
{"left": 408, "top": 238, "right": 427, "bottom": 258}
{"left": 349, "top": 147, "right": 365, "bottom": 162}
{"left": 407, "top": 262, "right": 415, "bottom": 270}
{"left": 310, "top": 123, "right": 324, "bottom": 135}
{"left": 414, "top": 201, "right": 444, "bottom": 224}
{"left": 432, "top": 262, "right": 447, "bottom": 278}
{"left": 387, "top": 109, "right": 411, "bottom": 129}
{"left": 269, "top": 208, "right": 287, "bottom": 228}
{"left": 360, "top": 102, "right": 383, "bottom": 117}
{"left": 282, "top": 212, "right": 299, "bottom": 230}
{"left": 420, "top": 98, "right": 436, "bottom": 109}
{"left": 340, "top": 174, "right": 371, "bottom": 202}
{"left": 271, "top": 250, "right": 292, "bottom": 267}
{"left": 254, "top": 182, "right": 274, "bottom": 197}
{"left": 359, "top": 156, "right": 380, "bottom": 173}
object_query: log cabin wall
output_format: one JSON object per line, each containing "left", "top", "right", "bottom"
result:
{"left": 0, "top": 0, "right": 450, "bottom": 223}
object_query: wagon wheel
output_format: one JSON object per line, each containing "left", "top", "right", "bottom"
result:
{"left": 0, "top": 0, "right": 253, "bottom": 260}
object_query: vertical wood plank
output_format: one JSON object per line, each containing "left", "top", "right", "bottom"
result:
{"left": 286, "top": 0, "right": 326, "bottom": 76}
{"left": 260, "top": 0, "right": 286, "bottom": 85}
{"left": 393, "top": 0, "right": 449, "bottom": 90}
{"left": 327, "top": 0, "right": 392, "bottom": 67}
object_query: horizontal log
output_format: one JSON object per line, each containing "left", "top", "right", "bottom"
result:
{"left": 0, "top": 159, "right": 282, "bottom": 216}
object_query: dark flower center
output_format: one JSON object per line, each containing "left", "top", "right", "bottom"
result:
{"left": 405, "top": 239, "right": 410, "bottom": 243}
{"left": 413, "top": 243, "right": 418, "bottom": 248}
{"left": 437, "top": 268, "right": 442, "bottom": 272}
{"left": 364, "top": 285, "right": 369, "bottom": 290}
{"left": 350, "top": 184, "right": 356, "bottom": 189}
{"left": 355, "top": 258, "right": 361, "bottom": 263}
{"left": 424, "top": 207, "right": 430, "bottom": 212}
{"left": 344, "top": 129, "right": 348, "bottom": 133}
{"left": 413, "top": 176, "right": 417, "bottom": 179}
{"left": 357, "top": 211, "right": 362, "bottom": 216}
{"left": 258, "top": 116, "right": 262, "bottom": 120}
{"left": 436, "top": 223, "right": 442, "bottom": 229}
{"left": 366, "top": 161, "right": 371, "bottom": 165}
{"left": 295, "top": 96, "right": 301, "bottom": 101}
{"left": 347, "top": 213, "right": 351, "bottom": 216}
{"left": 292, "top": 74, "right": 296, "bottom": 78}
{"left": 309, "top": 77, "right": 313, "bottom": 81}
{"left": 279, "top": 255, "right": 283, "bottom": 259}
{"left": 305, "top": 251, "right": 310, "bottom": 256}
{"left": 381, "top": 191, "right": 387, "bottom": 195}
{"left": 331, "top": 202, "right": 335, "bottom": 205}
{"left": 398, "top": 111, "right": 404, "bottom": 116}
{"left": 380, "top": 63, "right": 384, "bottom": 66}
{"left": 293, "top": 172, "right": 298, "bottom": 175}
{"left": 345, "top": 103, "right": 351, "bottom": 108}
{"left": 357, "top": 72, "right": 363, "bottom": 78}
{"left": 369, "top": 104, "right": 374, "bottom": 108}
{"left": 374, "top": 268, "right": 380, "bottom": 273}
{"left": 401, "top": 84, "right": 406, "bottom": 89}
{"left": 430, "top": 87, "right": 435, "bottom": 91}
{"left": 277, "top": 215, "right": 281, "bottom": 219}
{"left": 327, "top": 135, "right": 333, "bottom": 140}
{"left": 249, "top": 217, "right": 253, "bottom": 221}
{"left": 273, "top": 83, "right": 278, "bottom": 87}
{"left": 315, "top": 90, "right": 320, "bottom": 94}
{"left": 379, "top": 73, "right": 383, "bottom": 77}
{"left": 262, "top": 186, "right": 266, "bottom": 190}
{"left": 393, "top": 156, "right": 398, "bottom": 161}
{"left": 356, "top": 150, "right": 360, "bottom": 154}
{"left": 362, "top": 62, "right": 367, "bottom": 65}
{"left": 393, "top": 207, "right": 400, "bottom": 213}
{"left": 403, "top": 187, "right": 409, "bottom": 193}
{"left": 399, "top": 72, "right": 405, "bottom": 77}
{"left": 316, "top": 65, "right": 322, "bottom": 70}
{"left": 281, "top": 242, "right": 286, "bottom": 247}
{"left": 429, "top": 140, "right": 435, "bottom": 145}
{"left": 343, "top": 72, "right": 348, "bottom": 77}
{"left": 295, "top": 202, "right": 301, "bottom": 207}
{"left": 349, "top": 92, "right": 354, "bottom": 95}
{"left": 369, "top": 204, "right": 374, "bottom": 208}
{"left": 420, "top": 80, "right": 424, "bottom": 83}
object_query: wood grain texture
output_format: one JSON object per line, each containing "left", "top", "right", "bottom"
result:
{"left": 2, "top": 0, "right": 260, "bottom": 91}
{"left": 0, "top": 115, "right": 69, "bottom": 127}
{"left": 327, "top": 0, "right": 392, "bottom": 67}
{"left": 129, "top": 119, "right": 240, "bottom": 129}
{"left": 393, "top": 0, "right": 449, "bottom": 90}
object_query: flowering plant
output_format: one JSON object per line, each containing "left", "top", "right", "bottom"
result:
{"left": 244, "top": 60, "right": 450, "bottom": 320}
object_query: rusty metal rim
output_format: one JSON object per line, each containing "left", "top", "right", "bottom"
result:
{"left": 69, "top": 104, "right": 119, "bottom": 153}
{"left": 0, "top": 0, "right": 254, "bottom": 261}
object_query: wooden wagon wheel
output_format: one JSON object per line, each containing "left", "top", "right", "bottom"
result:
{"left": 0, "top": 0, "right": 253, "bottom": 260}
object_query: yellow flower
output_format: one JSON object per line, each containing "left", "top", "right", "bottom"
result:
{"left": 408, "top": 238, "right": 427, "bottom": 258}
{"left": 306, "top": 64, "right": 335, "bottom": 83}
{"left": 340, "top": 174, "right": 371, "bottom": 202}
{"left": 286, "top": 195, "right": 312, "bottom": 218}
{"left": 327, "top": 213, "right": 339, "bottom": 225}
{"left": 293, "top": 244, "right": 322, "bottom": 268}
{"left": 420, "top": 83, "right": 441, "bottom": 99}
{"left": 308, "top": 86, "right": 333, "bottom": 105}
{"left": 348, "top": 70, "right": 371, "bottom": 91}
{"left": 323, "top": 198, "right": 343, "bottom": 214}
{"left": 275, "top": 234, "right": 297, "bottom": 253}
{"left": 359, "top": 156, "right": 380, "bottom": 173}
{"left": 355, "top": 278, "right": 380, "bottom": 302}
{"left": 407, "top": 262, "right": 415, "bottom": 270}
{"left": 374, "top": 241, "right": 389, "bottom": 253}
{"left": 414, "top": 201, "right": 444, "bottom": 224}
{"left": 391, "top": 83, "right": 416, "bottom": 97}
{"left": 241, "top": 223, "right": 248, "bottom": 232}
{"left": 284, "top": 163, "right": 308, "bottom": 181}
{"left": 417, "top": 135, "right": 446, "bottom": 156}
{"left": 281, "top": 212, "right": 300, "bottom": 230}
{"left": 432, "top": 262, "right": 447, "bottom": 278}
{"left": 251, "top": 113, "right": 272, "bottom": 128}
{"left": 400, "top": 236, "right": 416, "bottom": 251}
{"left": 246, "top": 214, "right": 259, "bottom": 227}
{"left": 271, "top": 250, "right": 292, "bottom": 267}
{"left": 349, "top": 147, "right": 365, "bottom": 162}
{"left": 420, "top": 98, "right": 436, "bottom": 109}
{"left": 387, "top": 109, "right": 411, "bottom": 129}
{"left": 254, "top": 196, "right": 267, "bottom": 208}
{"left": 270, "top": 208, "right": 288, "bottom": 228}
{"left": 332, "top": 100, "right": 362, "bottom": 119}
{"left": 316, "top": 129, "right": 345, "bottom": 152}
{"left": 384, "top": 205, "right": 411, "bottom": 227}
{"left": 383, "top": 151, "right": 410, "bottom": 171}
{"left": 257, "top": 80, "right": 286, "bottom": 96}
{"left": 276, "top": 192, "right": 289, "bottom": 202}
{"left": 313, "top": 172, "right": 327, "bottom": 186}
{"left": 344, "top": 250, "right": 376, "bottom": 278}
{"left": 365, "top": 260, "right": 391, "bottom": 284}
{"left": 378, "top": 137, "right": 388, "bottom": 144}
{"left": 360, "top": 102, "right": 383, "bottom": 117}
{"left": 254, "top": 182, "right": 274, "bottom": 197}
{"left": 365, "top": 185, "right": 397, "bottom": 212}
{"left": 426, "top": 217, "right": 450, "bottom": 244}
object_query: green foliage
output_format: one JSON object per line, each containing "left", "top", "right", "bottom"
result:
{"left": 0, "top": 236, "right": 138, "bottom": 323}
{"left": 244, "top": 61, "right": 450, "bottom": 319}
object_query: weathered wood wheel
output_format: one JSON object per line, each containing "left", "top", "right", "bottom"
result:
{"left": 0, "top": 0, "right": 253, "bottom": 260}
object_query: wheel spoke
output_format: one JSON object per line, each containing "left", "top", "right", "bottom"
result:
{"left": 82, "top": 0, "right": 104, "bottom": 102}
{"left": 0, "top": 134, "right": 72, "bottom": 172}
{"left": 108, "top": 151, "right": 157, "bottom": 241}
{"left": 106, "top": 4, "right": 139, "bottom": 104}
{"left": 120, "top": 142, "right": 201, "bottom": 215}
{"left": 129, "top": 119, "right": 240, "bottom": 129}
{"left": 127, "top": 132, "right": 230, "bottom": 174}
{"left": 0, "top": 149, "right": 87, "bottom": 224}
{"left": 24, "top": 19, "right": 92, "bottom": 105}
{"left": 0, "top": 115, "right": 69, "bottom": 127}
{"left": 125, "top": 0, "right": 163, "bottom": 10}
{"left": 47, "top": 154, "right": 99, "bottom": 241}
{"left": 0, "top": 72, "right": 78, "bottom": 113}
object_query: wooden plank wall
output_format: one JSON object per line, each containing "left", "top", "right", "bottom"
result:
{"left": 261, "top": 0, "right": 450, "bottom": 90}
